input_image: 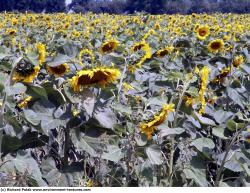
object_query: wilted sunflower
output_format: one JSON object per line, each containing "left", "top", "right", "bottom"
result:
{"left": 47, "top": 63, "right": 70, "bottom": 77}
{"left": 70, "top": 67, "right": 121, "bottom": 92}
{"left": 155, "top": 46, "right": 174, "bottom": 58}
{"left": 196, "top": 25, "right": 210, "bottom": 40}
{"left": 100, "top": 40, "right": 119, "bottom": 54}
{"left": 13, "top": 60, "right": 40, "bottom": 83}
{"left": 232, "top": 55, "right": 244, "bottom": 68}
{"left": 212, "top": 67, "right": 230, "bottom": 84}
{"left": 208, "top": 39, "right": 224, "bottom": 52}
{"left": 132, "top": 42, "right": 152, "bottom": 68}
{"left": 140, "top": 104, "right": 175, "bottom": 140}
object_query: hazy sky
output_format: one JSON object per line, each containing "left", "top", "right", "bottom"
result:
{"left": 65, "top": 0, "right": 72, "bottom": 5}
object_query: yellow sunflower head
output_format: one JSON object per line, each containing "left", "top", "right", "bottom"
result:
{"left": 70, "top": 67, "right": 121, "bottom": 92}
{"left": 140, "top": 103, "right": 175, "bottom": 140}
{"left": 208, "top": 39, "right": 224, "bottom": 52}
{"left": 6, "top": 28, "right": 17, "bottom": 36}
{"left": 13, "top": 60, "right": 40, "bottom": 83}
{"left": 79, "top": 48, "right": 95, "bottom": 66}
{"left": 36, "top": 42, "right": 46, "bottom": 65}
{"left": 100, "top": 40, "right": 119, "bottom": 54}
{"left": 47, "top": 63, "right": 70, "bottom": 77}
{"left": 196, "top": 25, "right": 210, "bottom": 40}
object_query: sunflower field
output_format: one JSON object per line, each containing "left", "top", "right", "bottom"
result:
{"left": 0, "top": 12, "right": 250, "bottom": 187}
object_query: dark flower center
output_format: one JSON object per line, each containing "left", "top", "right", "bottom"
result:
{"left": 49, "top": 64, "right": 67, "bottom": 75}
{"left": 15, "top": 60, "right": 35, "bottom": 77}
{"left": 211, "top": 42, "right": 222, "bottom": 50}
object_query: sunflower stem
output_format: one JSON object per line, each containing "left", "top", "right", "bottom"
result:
{"left": 214, "top": 126, "right": 246, "bottom": 187}
{"left": 63, "top": 127, "right": 70, "bottom": 168}
{"left": 169, "top": 79, "right": 191, "bottom": 186}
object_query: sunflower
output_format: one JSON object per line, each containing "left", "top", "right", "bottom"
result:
{"left": 196, "top": 25, "right": 210, "bottom": 40}
{"left": 13, "top": 60, "right": 40, "bottom": 83}
{"left": 212, "top": 67, "right": 230, "bottom": 84}
{"left": 36, "top": 43, "right": 46, "bottom": 65}
{"left": 100, "top": 40, "right": 119, "bottom": 54}
{"left": 132, "top": 43, "right": 145, "bottom": 52}
{"left": 79, "top": 48, "right": 95, "bottom": 65}
{"left": 208, "top": 39, "right": 224, "bottom": 52}
{"left": 122, "top": 82, "right": 134, "bottom": 94}
{"left": 17, "top": 96, "right": 32, "bottom": 109}
{"left": 70, "top": 67, "right": 121, "bottom": 92}
{"left": 47, "top": 63, "right": 70, "bottom": 77}
{"left": 132, "top": 42, "right": 152, "bottom": 68}
{"left": 199, "top": 66, "right": 210, "bottom": 115}
{"left": 232, "top": 55, "right": 244, "bottom": 68}
{"left": 140, "top": 104, "right": 175, "bottom": 140}
{"left": 6, "top": 28, "right": 17, "bottom": 36}
{"left": 155, "top": 46, "right": 174, "bottom": 58}
{"left": 183, "top": 95, "right": 195, "bottom": 106}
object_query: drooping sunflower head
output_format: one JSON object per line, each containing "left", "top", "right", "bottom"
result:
{"left": 13, "top": 60, "right": 40, "bottom": 83}
{"left": 47, "top": 63, "right": 70, "bottom": 77}
{"left": 196, "top": 25, "right": 210, "bottom": 40}
{"left": 100, "top": 40, "right": 119, "bottom": 54}
{"left": 70, "top": 66, "right": 121, "bottom": 92}
{"left": 232, "top": 55, "right": 244, "bottom": 68}
{"left": 212, "top": 67, "right": 230, "bottom": 84}
{"left": 208, "top": 39, "right": 224, "bottom": 52}
{"left": 132, "top": 43, "right": 145, "bottom": 52}
{"left": 155, "top": 46, "right": 174, "bottom": 58}
{"left": 140, "top": 103, "right": 175, "bottom": 140}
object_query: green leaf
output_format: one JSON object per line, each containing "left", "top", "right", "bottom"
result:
{"left": 26, "top": 85, "right": 48, "bottom": 100}
{"left": 1, "top": 135, "right": 22, "bottom": 154}
{"left": 2, "top": 151, "right": 47, "bottom": 186}
{"left": 226, "top": 119, "right": 245, "bottom": 131}
{"left": 63, "top": 83, "right": 82, "bottom": 103}
{"left": 24, "top": 109, "right": 41, "bottom": 125}
{"left": 214, "top": 110, "right": 233, "bottom": 124}
{"left": 227, "top": 87, "right": 244, "bottom": 109}
{"left": 112, "top": 103, "right": 132, "bottom": 115}
{"left": 94, "top": 107, "right": 116, "bottom": 129}
{"left": 71, "top": 131, "right": 101, "bottom": 157}
{"left": 191, "top": 137, "right": 215, "bottom": 152}
{"left": 41, "top": 157, "right": 71, "bottom": 186}
{"left": 41, "top": 119, "right": 66, "bottom": 135}
{"left": 5, "top": 83, "right": 27, "bottom": 96}
{"left": 212, "top": 127, "right": 229, "bottom": 140}
{"left": 194, "top": 112, "right": 216, "bottom": 126}
{"left": 47, "top": 54, "right": 71, "bottom": 67}
{"left": 101, "top": 145, "right": 124, "bottom": 163}
{"left": 0, "top": 61, "right": 12, "bottom": 71}
{"left": 183, "top": 156, "right": 208, "bottom": 187}
{"left": 158, "top": 127, "right": 185, "bottom": 137}
{"left": 145, "top": 145, "right": 163, "bottom": 165}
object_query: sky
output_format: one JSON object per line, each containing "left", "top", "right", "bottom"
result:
{"left": 65, "top": 0, "right": 72, "bottom": 6}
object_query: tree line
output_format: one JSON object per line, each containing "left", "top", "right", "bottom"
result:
{"left": 1, "top": 0, "right": 250, "bottom": 14}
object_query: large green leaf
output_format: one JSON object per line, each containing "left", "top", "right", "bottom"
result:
{"left": 145, "top": 145, "right": 163, "bottom": 165}
{"left": 101, "top": 145, "right": 124, "bottom": 163}
{"left": 191, "top": 137, "right": 215, "bottom": 152}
